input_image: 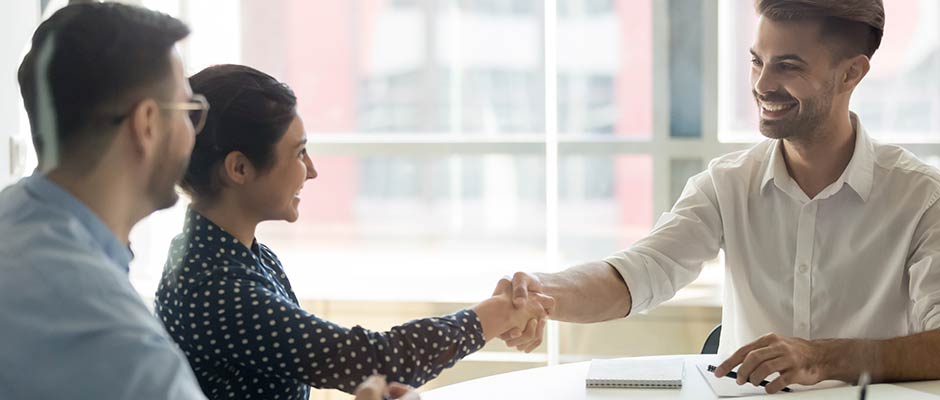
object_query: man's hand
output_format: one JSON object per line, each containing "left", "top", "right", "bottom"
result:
{"left": 495, "top": 275, "right": 554, "bottom": 352}
{"left": 507, "top": 271, "right": 544, "bottom": 309}
{"left": 493, "top": 272, "right": 552, "bottom": 352}
{"left": 714, "top": 333, "right": 826, "bottom": 394}
{"left": 354, "top": 375, "right": 420, "bottom": 400}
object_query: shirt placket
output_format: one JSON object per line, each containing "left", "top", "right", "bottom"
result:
{"left": 792, "top": 200, "right": 818, "bottom": 338}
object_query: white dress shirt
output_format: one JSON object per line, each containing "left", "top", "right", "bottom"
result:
{"left": 605, "top": 115, "right": 940, "bottom": 355}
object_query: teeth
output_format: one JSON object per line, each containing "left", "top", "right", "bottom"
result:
{"left": 762, "top": 102, "right": 794, "bottom": 112}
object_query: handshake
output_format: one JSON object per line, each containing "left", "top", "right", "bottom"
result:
{"left": 474, "top": 272, "right": 554, "bottom": 353}
{"left": 353, "top": 272, "right": 552, "bottom": 400}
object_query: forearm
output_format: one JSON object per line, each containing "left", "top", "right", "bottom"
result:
{"left": 535, "top": 261, "right": 631, "bottom": 323}
{"left": 472, "top": 296, "right": 515, "bottom": 341}
{"left": 817, "top": 329, "right": 940, "bottom": 383}
{"left": 357, "top": 309, "right": 485, "bottom": 389}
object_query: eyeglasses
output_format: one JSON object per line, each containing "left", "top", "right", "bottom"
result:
{"left": 110, "top": 94, "right": 210, "bottom": 134}
{"left": 159, "top": 94, "right": 210, "bottom": 134}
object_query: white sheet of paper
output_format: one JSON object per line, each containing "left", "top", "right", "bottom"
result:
{"left": 735, "top": 383, "right": 940, "bottom": 400}
{"left": 695, "top": 364, "right": 846, "bottom": 397}
{"left": 696, "top": 364, "right": 767, "bottom": 397}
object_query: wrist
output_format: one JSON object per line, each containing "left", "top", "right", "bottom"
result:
{"left": 471, "top": 296, "right": 512, "bottom": 341}
{"left": 815, "top": 338, "right": 878, "bottom": 383}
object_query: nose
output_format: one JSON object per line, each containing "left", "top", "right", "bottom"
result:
{"left": 304, "top": 154, "right": 317, "bottom": 180}
{"left": 752, "top": 67, "right": 778, "bottom": 97}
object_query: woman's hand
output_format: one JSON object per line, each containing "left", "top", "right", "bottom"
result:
{"left": 354, "top": 375, "right": 420, "bottom": 400}
{"left": 473, "top": 277, "right": 554, "bottom": 351}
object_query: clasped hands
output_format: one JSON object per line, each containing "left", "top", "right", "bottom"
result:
{"left": 487, "top": 272, "right": 554, "bottom": 353}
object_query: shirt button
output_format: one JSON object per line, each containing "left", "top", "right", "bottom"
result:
{"left": 799, "top": 264, "right": 809, "bottom": 273}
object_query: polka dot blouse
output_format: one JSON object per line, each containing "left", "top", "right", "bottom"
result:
{"left": 155, "top": 209, "right": 485, "bottom": 400}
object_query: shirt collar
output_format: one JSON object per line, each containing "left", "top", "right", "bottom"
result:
{"left": 760, "top": 113, "right": 875, "bottom": 202}
{"left": 841, "top": 116, "right": 875, "bottom": 202}
{"left": 23, "top": 172, "right": 134, "bottom": 272}
{"left": 184, "top": 207, "right": 261, "bottom": 267}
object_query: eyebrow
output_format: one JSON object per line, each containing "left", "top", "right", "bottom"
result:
{"left": 750, "top": 48, "right": 807, "bottom": 64}
{"left": 296, "top": 138, "right": 308, "bottom": 148}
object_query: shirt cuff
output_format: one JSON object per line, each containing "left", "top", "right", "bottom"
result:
{"left": 604, "top": 251, "right": 654, "bottom": 315}
{"left": 454, "top": 308, "right": 486, "bottom": 353}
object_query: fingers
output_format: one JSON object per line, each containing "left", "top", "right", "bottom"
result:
{"left": 765, "top": 372, "right": 794, "bottom": 394}
{"left": 501, "top": 327, "right": 522, "bottom": 340}
{"left": 492, "top": 276, "right": 512, "bottom": 297}
{"left": 388, "top": 382, "right": 421, "bottom": 400}
{"left": 511, "top": 272, "right": 539, "bottom": 308}
{"left": 353, "top": 375, "right": 387, "bottom": 400}
{"left": 520, "top": 318, "right": 547, "bottom": 353}
{"left": 504, "top": 318, "right": 538, "bottom": 348}
{"left": 736, "top": 346, "right": 780, "bottom": 385}
{"left": 533, "top": 293, "right": 555, "bottom": 317}
{"left": 746, "top": 355, "right": 785, "bottom": 387}
{"left": 714, "top": 333, "right": 776, "bottom": 377}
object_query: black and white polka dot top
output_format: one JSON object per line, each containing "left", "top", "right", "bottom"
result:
{"left": 155, "top": 208, "right": 485, "bottom": 400}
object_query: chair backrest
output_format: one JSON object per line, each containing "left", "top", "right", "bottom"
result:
{"left": 700, "top": 324, "right": 721, "bottom": 354}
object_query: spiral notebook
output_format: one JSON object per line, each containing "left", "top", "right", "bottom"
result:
{"left": 585, "top": 358, "right": 684, "bottom": 389}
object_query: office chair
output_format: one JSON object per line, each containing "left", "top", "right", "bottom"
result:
{"left": 700, "top": 324, "right": 721, "bottom": 354}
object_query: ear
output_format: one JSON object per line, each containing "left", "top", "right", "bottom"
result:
{"left": 219, "top": 151, "right": 256, "bottom": 187}
{"left": 837, "top": 54, "right": 871, "bottom": 94}
{"left": 127, "top": 98, "right": 162, "bottom": 156}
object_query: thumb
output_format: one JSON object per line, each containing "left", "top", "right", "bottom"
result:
{"left": 388, "top": 383, "right": 420, "bottom": 400}
{"left": 354, "top": 375, "right": 388, "bottom": 400}
{"left": 511, "top": 272, "right": 532, "bottom": 308}
{"left": 532, "top": 293, "right": 555, "bottom": 317}
{"left": 492, "top": 276, "right": 512, "bottom": 297}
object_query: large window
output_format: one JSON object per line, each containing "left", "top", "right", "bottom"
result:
{"left": 120, "top": 0, "right": 672, "bottom": 375}
{"left": 128, "top": 0, "right": 663, "bottom": 306}
{"left": 4, "top": 1, "right": 940, "bottom": 396}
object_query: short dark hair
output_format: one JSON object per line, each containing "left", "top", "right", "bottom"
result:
{"left": 182, "top": 64, "right": 298, "bottom": 200}
{"left": 755, "top": 0, "right": 884, "bottom": 60}
{"left": 18, "top": 3, "right": 189, "bottom": 169}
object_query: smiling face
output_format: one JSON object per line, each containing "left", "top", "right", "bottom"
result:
{"left": 750, "top": 17, "right": 842, "bottom": 141}
{"left": 242, "top": 115, "right": 317, "bottom": 223}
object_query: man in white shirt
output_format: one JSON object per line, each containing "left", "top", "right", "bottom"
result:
{"left": 502, "top": 0, "right": 940, "bottom": 393}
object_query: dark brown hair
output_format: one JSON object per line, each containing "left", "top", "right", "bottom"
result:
{"left": 755, "top": 0, "right": 884, "bottom": 60}
{"left": 18, "top": 3, "right": 189, "bottom": 168}
{"left": 181, "top": 64, "right": 297, "bottom": 201}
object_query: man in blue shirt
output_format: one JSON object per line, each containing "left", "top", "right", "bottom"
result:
{"left": 0, "top": 3, "right": 208, "bottom": 398}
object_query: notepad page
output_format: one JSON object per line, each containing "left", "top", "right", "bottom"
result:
{"left": 735, "top": 383, "right": 940, "bottom": 399}
{"left": 586, "top": 358, "right": 683, "bottom": 388}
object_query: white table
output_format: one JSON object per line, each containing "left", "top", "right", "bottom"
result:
{"left": 423, "top": 354, "right": 940, "bottom": 399}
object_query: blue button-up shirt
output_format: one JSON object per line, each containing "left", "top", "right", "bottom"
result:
{"left": 0, "top": 173, "right": 206, "bottom": 399}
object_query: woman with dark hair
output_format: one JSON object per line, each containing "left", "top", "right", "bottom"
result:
{"left": 154, "top": 64, "right": 551, "bottom": 400}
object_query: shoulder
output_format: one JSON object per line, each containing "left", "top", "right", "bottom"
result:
{"left": 675, "top": 141, "right": 774, "bottom": 191}
{"left": 0, "top": 200, "right": 126, "bottom": 300}
{"left": 160, "top": 239, "right": 272, "bottom": 296}
{"left": 873, "top": 142, "right": 940, "bottom": 183}
{"left": 706, "top": 140, "right": 773, "bottom": 174}
{"left": 872, "top": 142, "right": 940, "bottom": 202}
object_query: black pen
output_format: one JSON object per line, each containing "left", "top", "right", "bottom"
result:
{"left": 858, "top": 371, "right": 871, "bottom": 400}
{"left": 707, "top": 364, "right": 792, "bottom": 393}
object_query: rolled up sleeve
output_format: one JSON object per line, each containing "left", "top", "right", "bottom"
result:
{"left": 604, "top": 171, "right": 724, "bottom": 314}
{"left": 909, "top": 195, "right": 940, "bottom": 331}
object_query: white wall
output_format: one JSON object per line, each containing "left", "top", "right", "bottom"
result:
{"left": 0, "top": 1, "right": 40, "bottom": 188}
